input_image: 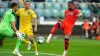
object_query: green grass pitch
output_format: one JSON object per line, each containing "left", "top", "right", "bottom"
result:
{"left": 0, "top": 36, "right": 100, "bottom": 56}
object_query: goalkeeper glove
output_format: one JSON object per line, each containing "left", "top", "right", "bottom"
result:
{"left": 15, "top": 31, "right": 24, "bottom": 40}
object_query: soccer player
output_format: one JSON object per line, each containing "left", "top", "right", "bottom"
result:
{"left": 82, "top": 19, "right": 91, "bottom": 38}
{"left": 46, "top": 1, "right": 82, "bottom": 56}
{"left": 0, "top": 2, "right": 23, "bottom": 46}
{"left": 95, "top": 17, "right": 100, "bottom": 39}
{"left": 90, "top": 18, "right": 100, "bottom": 39}
{"left": 13, "top": 1, "right": 38, "bottom": 56}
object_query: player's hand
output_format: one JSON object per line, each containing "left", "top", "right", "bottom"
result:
{"left": 15, "top": 31, "right": 24, "bottom": 40}
{"left": 76, "top": 13, "right": 82, "bottom": 17}
{"left": 91, "top": 30, "right": 94, "bottom": 33}
{"left": 34, "top": 27, "right": 37, "bottom": 32}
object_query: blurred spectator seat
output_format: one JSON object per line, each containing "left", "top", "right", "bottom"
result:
{"left": 62, "top": 3, "right": 68, "bottom": 10}
{"left": 0, "top": 8, "right": 5, "bottom": 18}
{"left": 65, "top": 0, "right": 71, "bottom": 2}
{"left": 35, "top": 9, "right": 43, "bottom": 17}
{"left": 30, "top": 2, "right": 35, "bottom": 10}
{"left": 60, "top": 9, "right": 65, "bottom": 18}
{"left": 36, "top": 3, "right": 44, "bottom": 9}
{"left": 51, "top": 9, "right": 59, "bottom": 18}
{"left": 49, "top": 0, "right": 56, "bottom": 2}
{"left": 12, "top": 0, "right": 19, "bottom": 3}
{"left": 80, "top": 4, "right": 88, "bottom": 9}
{"left": 83, "top": 9, "right": 91, "bottom": 18}
{"left": 33, "top": 0, "right": 45, "bottom": 2}
{"left": 45, "top": 3, "right": 53, "bottom": 9}
{"left": 57, "top": 0, "right": 64, "bottom": 2}
{"left": 43, "top": 9, "right": 51, "bottom": 18}
{"left": 6, "top": 8, "right": 10, "bottom": 11}
{"left": 0, "top": 2, "right": 8, "bottom": 8}
{"left": 53, "top": 3, "right": 61, "bottom": 9}
{"left": 19, "top": 3, "right": 24, "bottom": 8}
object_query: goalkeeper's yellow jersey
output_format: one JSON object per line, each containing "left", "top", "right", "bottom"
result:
{"left": 16, "top": 8, "right": 37, "bottom": 28}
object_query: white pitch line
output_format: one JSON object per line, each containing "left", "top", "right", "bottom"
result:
{"left": 0, "top": 52, "right": 61, "bottom": 56}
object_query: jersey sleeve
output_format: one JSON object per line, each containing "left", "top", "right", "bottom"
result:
{"left": 75, "top": 9, "right": 80, "bottom": 15}
{"left": 31, "top": 10, "right": 37, "bottom": 19}
{"left": 9, "top": 14, "right": 15, "bottom": 22}
{"left": 64, "top": 10, "right": 67, "bottom": 18}
{"left": 16, "top": 9, "right": 20, "bottom": 16}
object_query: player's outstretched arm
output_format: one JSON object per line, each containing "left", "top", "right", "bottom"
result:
{"left": 76, "top": 13, "right": 82, "bottom": 17}
{"left": 10, "top": 21, "right": 17, "bottom": 32}
{"left": 33, "top": 17, "right": 37, "bottom": 32}
{"left": 11, "top": 21, "right": 24, "bottom": 40}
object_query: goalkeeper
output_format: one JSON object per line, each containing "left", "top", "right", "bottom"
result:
{"left": 0, "top": 2, "right": 23, "bottom": 52}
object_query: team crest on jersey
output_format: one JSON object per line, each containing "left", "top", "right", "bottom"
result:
{"left": 30, "top": 28, "right": 33, "bottom": 31}
{"left": 27, "top": 12, "right": 30, "bottom": 15}
{"left": 70, "top": 12, "right": 74, "bottom": 16}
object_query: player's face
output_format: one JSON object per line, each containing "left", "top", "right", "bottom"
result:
{"left": 84, "top": 19, "right": 88, "bottom": 22}
{"left": 68, "top": 3, "right": 74, "bottom": 10}
{"left": 14, "top": 5, "right": 18, "bottom": 12}
{"left": 24, "top": 2, "right": 30, "bottom": 9}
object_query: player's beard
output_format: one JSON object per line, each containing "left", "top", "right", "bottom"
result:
{"left": 68, "top": 8, "right": 74, "bottom": 11}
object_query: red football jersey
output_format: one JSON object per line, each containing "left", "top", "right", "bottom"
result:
{"left": 64, "top": 9, "right": 79, "bottom": 28}
{"left": 91, "top": 21, "right": 100, "bottom": 30}
{"left": 99, "top": 22, "right": 100, "bottom": 25}
{"left": 82, "top": 21, "right": 91, "bottom": 30}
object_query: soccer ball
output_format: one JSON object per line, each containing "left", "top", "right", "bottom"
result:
{"left": 37, "top": 36, "right": 44, "bottom": 44}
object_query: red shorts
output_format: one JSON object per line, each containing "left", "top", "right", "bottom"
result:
{"left": 58, "top": 20, "right": 73, "bottom": 35}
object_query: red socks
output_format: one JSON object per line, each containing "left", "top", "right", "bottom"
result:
{"left": 64, "top": 38, "right": 69, "bottom": 50}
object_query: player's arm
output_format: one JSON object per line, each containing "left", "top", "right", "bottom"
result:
{"left": 76, "top": 10, "right": 82, "bottom": 17}
{"left": 97, "top": 23, "right": 100, "bottom": 34}
{"left": 76, "top": 12, "right": 82, "bottom": 16}
{"left": 33, "top": 17, "right": 37, "bottom": 32}
{"left": 31, "top": 11, "right": 37, "bottom": 32}
{"left": 11, "top": 21, "right": 17, "bottom": 32}
{"left": 10, "top": 13, "right": 23, "bottom": 40}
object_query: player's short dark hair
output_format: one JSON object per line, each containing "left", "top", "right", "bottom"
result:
{"left": 68, "top": 1, "right": 74, "bottom": 4}
{"left": 25, "top": 0, "right": 30, "bottom": 2}
{"left": 11, "top": 2, "right": 18, "bottom": 8}
{"left": 99, "top": 16, "right": 100, "bottom": 20}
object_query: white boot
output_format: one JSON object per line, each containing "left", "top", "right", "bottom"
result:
{"left": 46, "top": 34, "right": 52, "bottom": 43}
{"left": 35, "top": 51, "right": 39, "bottom": 56}
{"left": 62, "top": 50, "right": 67, "bottom": 56}
{"left": 13, "top": 50, "right": 22, "bottom": 56}
{"left": 27, "top": 42, "right": 31, "bottom": 50}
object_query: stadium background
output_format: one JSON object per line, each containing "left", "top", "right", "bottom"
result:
{"left": 0, "top": 0, "right": 100, "bottom": 56}
{"left": 0, "top": 0, "right": 100, "bottom": 35}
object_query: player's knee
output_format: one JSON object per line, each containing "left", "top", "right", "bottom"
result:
{"left": 54, "top": 22, "right": 61, "bottom": 28}
{"left": 28, "top": 35, "right": 33, "bottom": 40}
{"left": 65, "top": 34, "right": 70, "bottom": 38}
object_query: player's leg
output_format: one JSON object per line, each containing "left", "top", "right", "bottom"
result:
{"left": 62, "top": 27, "right": 72, "bottom": 56}
{"left": 26, "top": 31, "right": 38, "bottom": 55}
{"left": 47, "top": 21, "right": 62, "bottom": 43}
{"left": 22, "top": 38, "right": 31, "bottom": 50}
{"left": 0, "top": 38, "right": 4, "bottom": 47}
{"left": 19, "top": 29, "right": 31, "bottom": 50}
{"left": 13, "top": 29, "right": 24, "bottom": 56}
{"left": 0, "top": 28, "right": 14, "bottom": 46}
{"left": 13, "top": 40, "right": 23, "bottom": 56}
{"left": 0, "top": 25, "right": 5, "bottom": 46}
{"left": 62, "top": 34, "right": 70, "bottom": 56}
